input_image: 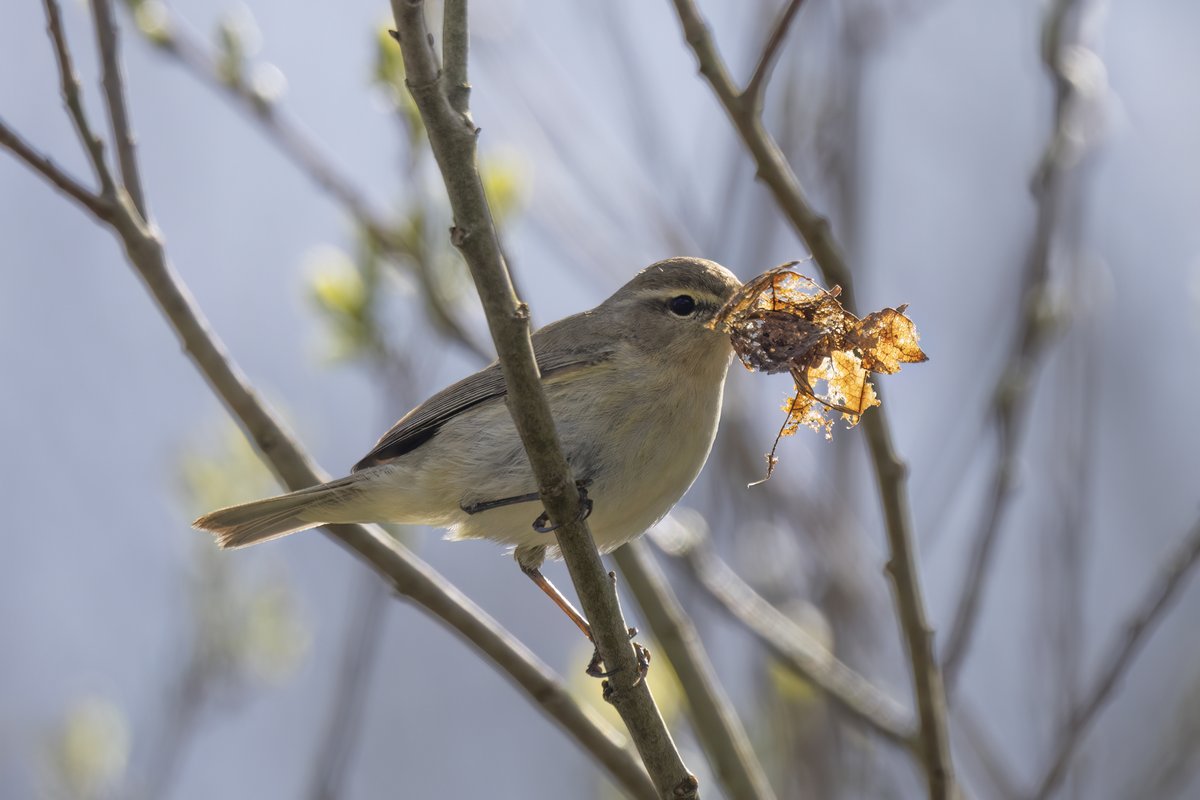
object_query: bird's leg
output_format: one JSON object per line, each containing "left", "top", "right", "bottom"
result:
{"left": 521, "top": 564, "right": 593, "bottom": 639}
{"left": 520, "top": 564, "right": 650, "bottom": 685}
{"left": 460, "top": 491, "right": 541, "bottom": 515}
{"left": 531, "top": 479, "right": 593, "bottom": 533}
{"left": 461, "top": 479, "right": 593, "bottom": 529}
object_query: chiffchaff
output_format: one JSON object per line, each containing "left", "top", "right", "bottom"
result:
{"left": 195, "top": 257, "right": 740, "bottom": 633}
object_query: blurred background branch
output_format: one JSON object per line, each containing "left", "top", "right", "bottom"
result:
{"left": 649, "top": 512, "right": 912, "bottom": 747}
{"left": 940, "top": 0, "right": 1105, "bottom": 692}
{"left": 667, "top": 1, "right": 953, "bottom": 796}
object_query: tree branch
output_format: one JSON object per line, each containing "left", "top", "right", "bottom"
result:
{"left": 744, "top": 0, "right": 807, "bottom": 115}
{"left": 666, "top": 2, "right": 954, "bottom": 797}
{"left": 90, "top": 0, "right": 147, "bottom": 215}
{"left": 42, "top": 0, "right": 113, "bottom": 196}
{"left": 7, "top": 7, "right": 658, "bottom": 796}
{"left": 390, "top": 1, "right": 695, "bottom": 796}
{"left": 614, "top": 541, "right": 777, "bottom": 800}
{"left": 1032, "top": 515, "right": 1200, "bottom": 800}
{"left": 0, "top": 119, "right": 112, "bottom": 218}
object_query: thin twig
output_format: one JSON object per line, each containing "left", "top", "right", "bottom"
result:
{"left": 8, "top": 10, "right": 656, "bottom": 797}
{"left": 615, "top": 541, "right": 777, "bottom": 800}
{"left": 655, "top": 534, "right": 913, "bottom": 747}
{"left": 90, "top": 0, "right": 147, "bottom": 215}
{"left": 744, "top": 0, "right": 807, "bottom": 114}
{"left": 42, "top": 0, "right": 113, "bottom": 196}
{"left": 0, "top": 120, "right": 111, "bottom": 218}
{"left": 390, "top": 2, "right": 695, "bottom": 796}
{"left": 941, "top": 0, "right": 1101, "bottom": 693}
{"left": 1032, "top": 515, "right": 1200, "bottom": 800}
{"left": 666, "top": 2, "right": 953, "bottom": 796}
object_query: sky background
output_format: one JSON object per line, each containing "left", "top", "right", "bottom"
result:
{"left": 3, "top": 0, "right": 1200, "bottom": 798}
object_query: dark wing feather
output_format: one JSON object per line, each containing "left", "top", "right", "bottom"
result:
{"left": 352, "top": 329, "right": 613, "bottom": 472}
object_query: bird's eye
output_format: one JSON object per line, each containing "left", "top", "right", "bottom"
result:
{"left": 668, "top": 295, "right": 697, "bottom": 316}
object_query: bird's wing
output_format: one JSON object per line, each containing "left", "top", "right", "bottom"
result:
{"left": 352, "top": 341, "right": 614, "bottom": 472}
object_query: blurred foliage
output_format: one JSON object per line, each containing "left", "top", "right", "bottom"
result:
{"left": 481, "top": 156, "right": 527, "bottom": 227}
{"left": 124, "top": 0, "right": 170, "bottom": 46}
{"left": 182, "top": 455, "right": 311, "bottom": 680}
{"left": 177, "top": 423, "right": 275, "bottom": 513}
{"left": 372, "top": 23, "right": 425, "bottom": 147}
{"left": 306, "top": 239, "right": 384, "bottom": 364}
{"left": 188, "top": 545, "right": 311, "bottom": 690}
{"left": 43, "top": 696, "right": 130, "bottom": 800}
{"left": 178, "top": 424, "right": 311, "bottom": 688}
{"left": 214, "top": 9, "right": 254, "bottom": 89}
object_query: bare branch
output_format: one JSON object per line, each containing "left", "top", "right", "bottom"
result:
{"left": 941, "top": 0, "right": 1103, "bottom": 692}
{"left": 744, "top": 0, "right": 807, "bottom": 115}
{"left": 90, "top": 0, "right": 147, "bottom": 215}
{"left": 390, "top": 1, "right": 695, "bottom": 796}
{"left": 614, "top": 541, "right": 777, "bottom": 800}
{"left": 1032, "top": 515, "right": 1200, "bottom": 800}
{"left": 42, "top": 0, "right": 114, "bottom": 196}
{"left": 666, "top": 2, "right": 953, "bottom": 796}
{"left": 653, "top": 531, "right": 913, "bottom": 747}
{"left": 0, "top": 119, "right": 112, "bottom": 218}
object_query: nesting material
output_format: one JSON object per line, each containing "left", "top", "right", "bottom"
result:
{"left": 711, "top": 262, "right": 928, "bottom": 480}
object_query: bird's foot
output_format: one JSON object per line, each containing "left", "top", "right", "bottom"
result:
{"left": 586, "top": 626, "right": 652, "bottom": 703}
{"left": 532, "top": 480, "right": 593, "bottom": 533}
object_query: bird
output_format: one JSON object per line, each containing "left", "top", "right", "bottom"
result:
{"left": 194, "top": 256, "right": 740, "bottom": 668}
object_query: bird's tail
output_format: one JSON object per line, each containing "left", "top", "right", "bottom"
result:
{"left": 193, "top": 475, "right": 367, "bottom": 549}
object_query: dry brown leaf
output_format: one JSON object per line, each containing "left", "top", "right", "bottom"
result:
{"left": 852, "top": 306, "right": 928, "bottom": 374}
{"left": 713, "top": 262, "right": 928, "bottom": 480}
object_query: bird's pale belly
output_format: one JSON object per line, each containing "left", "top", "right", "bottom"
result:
{"left": 446, "top": 380, "right": 723, "bottom": 559}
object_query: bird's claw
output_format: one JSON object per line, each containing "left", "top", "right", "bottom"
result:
{"left": 532, "top": 481, "right": 594, "bottom": 533}
{"left": 586, "top": 627, "right": 652, "bottom": 696}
